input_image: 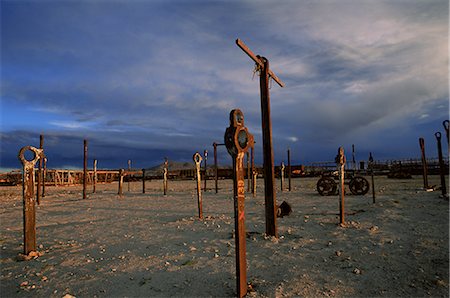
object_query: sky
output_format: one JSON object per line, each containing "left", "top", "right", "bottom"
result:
{"left": 1, "top": 0, "right": 448, "bottom": 170}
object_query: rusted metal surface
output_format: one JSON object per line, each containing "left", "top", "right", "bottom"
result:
{"left": 93, "top": 159, "right": 97, "bottom": 193}
{"left": 203, "top": 150, "right": 208, "bottom": 191}
{"left": 369, "top": 152, "right": 376, "bottom": 203}
{"left": 236, "top": 38, "right": 283, "bottom": 238}
{"left": 193, "top": 153, "right": 203, "bottom": 219}
{"left": 419, "top": 138, "right": 429, "bottom": 189}
{"left": 83, "top": 140, "right": 88, "bottom": 200}
{"left": 18, "top": 146, "right": 44, "bottom": 255}
{"left": 37, "top": 134, "right": 44, "bottom": 205}
{"left": 435, "top": 132, "right": 447, "bottom": 197}
{"left": 252, "top": 170, "right": 257, "bottom": 197}
{"left": 163, "top": 157, "right": 168, "bottom": 195}
{"left": 142, "top": 168, "right": 146, "bottom": 194}
{"left": 316, "top": 173, "right": 368, "bottom": 196}
{"left": 118, "top": 169, "right": 124, "bottom": 196}
{"left": 224, "top": 109, "right": 254, "bottom": 298}
{"left": 444, "top": 120, "right": 449, "bottom": 148}
{"left": 336, "top": 147, "right": 346, "bottom": 225}
{"left": 280, "top": 162, "right": 285, "bottom": 192}
{"left": 287, "top": 149, "right": 292, "bottom": 192}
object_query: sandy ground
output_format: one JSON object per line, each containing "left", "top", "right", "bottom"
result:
{"left": 0, "top": 176, "right": 448, "bottom": 297}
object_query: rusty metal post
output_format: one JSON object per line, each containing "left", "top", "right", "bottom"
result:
{"left": 18, "top": 146, "right": 44, "bottom": 255}
{"left": 443, "top": 120, "right": 449, "bottom": 149}
{"left": 246, "top": 152, "right": 251, "bottom": 192}
{"left": 236, "top": 39, "right": 284, "bottom": 238}
{"left": 128, "top": 159, "right": 131, "bottom": 192}
{"left": 36, "top": 134, "right": 44, "bottom": 205}
{"left": 83, "top": 139, "right": 88, "bottom": 200}
{"left": 435, "top": 132, "right": 447, "bottom": 197}
{"left": 419, "top": 138, "right": 429, "bottom": 189}
{"left": 142, "top": 168, "right": 146, "bottom": 194}
{"left": 224, "top": 109, "right": 254, "bottom": 298}
{"left": 336, "top": 147, "right": 346, "bottom": 225}
{"left": 42, "top": 157, "right": 47, "bottom": 197}
{"left": 213, "top": 142, "right": 218, "bottom": 193}
{"left": 93, "top": 159, "right": 97, "bottom": 193}
{"left": 118, "top": 169, "right": 124, "bottom": 196}
{"left": 369, "top": 152, "right": 375, "bottom": 204}
{"left": 287, "top": 149, "right": 291, "bottom": 192}
{"left": 253, "top": 170, "right": 257, "bottom": 198}
{"left": 163, "top": 157, "right": 168, "bottom": 195}
{"left": 251, "top": 146, "right": 255, "bottom": 195}
{"left": 280, "top": 162, "right": 285, "bottom": 192}
{"left": 203, "top": 150, "right": 208, "bottom": 191}
{"left": 193, "top": 153, "right": 203, "bottom": 219}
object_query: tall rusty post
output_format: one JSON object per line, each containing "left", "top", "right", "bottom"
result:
{"left": 435, "top": 132, "right": 447, "bottom": 197}
{"left": 251, "top": 146, "right": 255, "bottom": 195}
{"left": 128, "top": 160, "right": 131, "bottom": 192}
{"left": 163, "top": 157, "right": 168, "bottom": 195}
{"left": 37, "top": 134, "right": 44, "bottom": 205}
{"left": 213, "top": 142, "right": 218, "bottom": 193}
{"left": 203, "top": 150, "right": 208, "bottom": 191}
{"left": 419, "top": 138, "right": 429, "bottom": 189}
{"left": 193, "top": 153, "right": 203, "bottom": 219}
{"left": 93, "top": 159, "right": 97, "bottom": 193}
{"left": 83, "top": 139, "right": 88, "bottom": 200}
{"left": 42, "top": 157, "right": 47, "bottom": 197}
{"left": 443, "top": 120, "right": 449, "bottom": 149}
{"left": 142, "top": 168, "right": 146, "bottom": 194}
{"left": 118, "top": 169, "right": 124, "bottom": 196}
{"left": 287, "top": 149, "right": 292, "bottom": 192}
{"left": 246, "top": 152, "right": 251, "bottom": 192}
{"left": 236, "top": 39, "right": 284, "bottom": 238}
{"left": 18, "top": 146, "right": 44, "bottom": 255}
{"left": 351, "top": 144, "right": 356, "bottom": 172}
{"left": 224, "top": 109, "right": 254, "bottom": 298}
{"left": 336, "top": 147, "right": 346, "bottom": 226}
{"left": 369, "top": 152, "right": 376, "bottom": 204}
{"left": 280, "top": 162, "right": 285, "bottom": 192}
{"left": 252, "top": 170, "right": 257, "bottom": 198}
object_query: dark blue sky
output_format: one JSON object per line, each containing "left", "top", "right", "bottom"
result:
{"left": 1, "top": 0, "right": 448, "bottom": 170}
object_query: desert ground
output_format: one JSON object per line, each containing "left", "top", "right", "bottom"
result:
{"left": 0, "top": 175, "right": 448, "bottom": 297}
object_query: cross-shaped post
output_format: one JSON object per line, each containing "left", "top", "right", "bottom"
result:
{"left": 236, "top": 38, "right": 284, "bottom": 237}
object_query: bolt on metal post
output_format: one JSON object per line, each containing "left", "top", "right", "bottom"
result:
{"left": 419, "top": 138, "right": 429, "bottom": 189}
{"left": 193, "top": 153, "right": 203, "bottom": 219}
{"left": 225, "top": 109, "right": 254, "bottom": 298}
{"left": 336, "top": 147, "right": 346, "bottom": 226}
{"left": 369, "top": 152, "right": 376, "bottom": 204}
{"left": 18, "top": 146, "right": 44, "bottom": 255}
{"left": 435, "top": 132, "right": 448, "bottom": 197}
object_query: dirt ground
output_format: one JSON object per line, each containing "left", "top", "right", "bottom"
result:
{"left": 0, "top": 175, "right": 448, "bottom": 297}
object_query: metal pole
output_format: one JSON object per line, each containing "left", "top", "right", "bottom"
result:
{"left": 251, "top": 146, "right": 255, "bottom": 195}
{"left": 18, "top": 146, "right": 44, "bottom": 255}
{"left": 203, "top": 150, "right": 208, "bottom": 191}
{"left": 93, "top": 159, "right": 97, "bottom": 193}
{"left": 336, "top": 147, "right": 346, "bottom": 225}
{"left": 352, "top": 144, "right": 356, "bottom": 172}
{"left": 287, "top": 149, "right": 291, "bottom": 192}
{"left": 369, "top": 152, "right": 375, "bottom": 204}
{"left": 280, "top": 162, "right": 285, "bottom": 192}
{"left": 214, "top": 142, "right": 218, "bottom": 193}
{"left": 435, "top": 132, "right": 447, "bottom": 197}
{"left": 118, "top": 169, "right": 123, "bottom": 196}
{"left": 193, "top": 153, "right": 203, "bottom": 219}
{"left": 443, "top": 120, "right": 449, "bottom": 150}
{"left": 224, "top": 109, "right": 254, "bottom": 298}
{"left": 37, "top": 134, "right": 44, "bottom": 205}
{"left": 419, "top": 138, "right": 429, "bottom": 189}
{"left": 253, "top": 170, "right": 257, "bottom": 198}
{"left": 83, "top": 139, "right": 88, "bottom": 200}
{"left": 260, "top": 57, "right": 277, "bottom": 237}
{"left": 142, "top": 168, "right": 146, "bottom": 194}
